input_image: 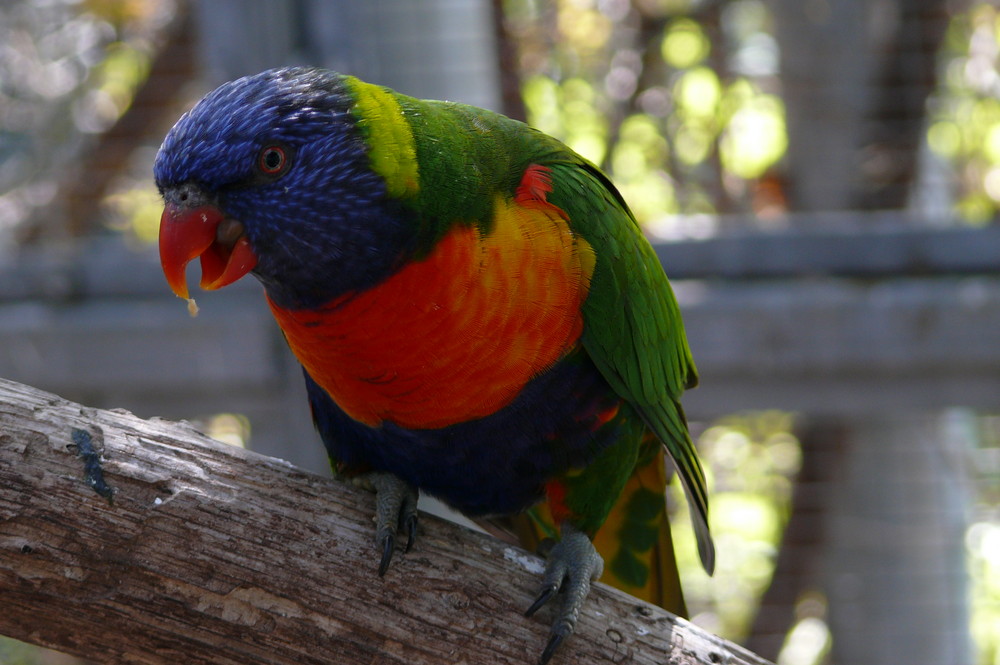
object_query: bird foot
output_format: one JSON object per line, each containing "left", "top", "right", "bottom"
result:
{"left": 353, "top": 471, "right": 419, "bottom": 576}
{"left": 525, "top": 524, "right": 604, "bottom": 665}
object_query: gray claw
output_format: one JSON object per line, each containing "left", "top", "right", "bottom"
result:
{"left": 363, "top": 472, "right": 419, "bottom": 575}
{"left": 526, "top": 524, "right": 604, "bottom": 664}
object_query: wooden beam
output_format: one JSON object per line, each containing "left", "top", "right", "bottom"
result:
{"left": 653, "top": 221, "right": 1000, "bottom": 280}
{"left": 5, "top": 222, "right": 999, "bottom": 302}
{"left": 0, "top": 378, "right": 772, "bottom": 665}
{"left": 680, "top": 275, "right": 1000, "bottom": 415}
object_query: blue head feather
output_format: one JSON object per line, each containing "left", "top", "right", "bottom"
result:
{"left": 154, "top": 67, "right": 417, "bottom": 309}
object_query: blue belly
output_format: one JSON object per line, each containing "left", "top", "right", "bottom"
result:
{"left": 303, "top": 347, "right": 627, "bottom": 516}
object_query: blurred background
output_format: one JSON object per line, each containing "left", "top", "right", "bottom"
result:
{"left": 0, "top": 0, "right": 998, "bottom": 663}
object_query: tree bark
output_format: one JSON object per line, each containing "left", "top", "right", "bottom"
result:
{"left": 0, "top": 378, "right": 771, "bottom": 665}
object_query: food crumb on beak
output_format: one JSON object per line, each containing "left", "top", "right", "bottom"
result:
{"left": 186, "top": 298, "right": 199, "bottom": 318}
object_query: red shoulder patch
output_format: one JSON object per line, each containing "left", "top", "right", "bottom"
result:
{"left": 515, "top": 164, "right": 568, "bottom": 220}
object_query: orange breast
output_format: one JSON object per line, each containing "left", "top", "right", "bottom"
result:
{"left": 268, "top": 192, "right": 595, "bottom": 430}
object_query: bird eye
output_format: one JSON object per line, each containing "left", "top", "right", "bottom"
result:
{"left": 258, "top": 145, "right": 289, "bottom": 175}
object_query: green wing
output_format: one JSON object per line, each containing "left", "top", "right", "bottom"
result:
{"left": 545, "top": 157, "right": 716, "bottom": 576}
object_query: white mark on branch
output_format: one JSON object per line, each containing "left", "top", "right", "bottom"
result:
{"left": 502, "top": 547, "right": 545, "bottom": 575}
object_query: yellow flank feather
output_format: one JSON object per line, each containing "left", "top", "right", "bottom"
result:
{"left": 591, "top": 443, "right": 687, "bottom": 616}
{"left": 344, "top": 76, "right": 420, "bottom": 198}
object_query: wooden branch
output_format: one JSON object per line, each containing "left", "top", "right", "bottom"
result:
{"left": 0, "top": 378, "right": 771, "bottom": 665}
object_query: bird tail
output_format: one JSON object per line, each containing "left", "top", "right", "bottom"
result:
{"left": 511, "top": 433, "right": 688, "bottom": 617}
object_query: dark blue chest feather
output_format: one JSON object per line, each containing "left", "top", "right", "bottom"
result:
{"left": 303, "top": 347, "right": 629, "bottom": 516}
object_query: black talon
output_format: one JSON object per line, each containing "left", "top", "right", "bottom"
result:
{"left": 378, "top": 532, "right": 395, "bottom": 577}
{"left": 404, "top": 513, "right": 418, "bottom": 553}
{"left": 525, "top": 584, "right": 560, "bottom": 617}
{"left": 539, "top": 631, "right": 567, "bottom": 665}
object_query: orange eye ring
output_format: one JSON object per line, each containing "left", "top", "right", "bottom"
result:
{"left": 259, "top": 145, "right": 288, "bottom": 175}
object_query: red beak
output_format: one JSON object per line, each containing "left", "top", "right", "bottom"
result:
{"left": 158, "top": 203, "right": 258, "bottom": 299}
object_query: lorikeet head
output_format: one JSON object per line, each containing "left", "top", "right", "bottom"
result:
{"left": 154, "top": 67, "right": 415, "bottom": 309}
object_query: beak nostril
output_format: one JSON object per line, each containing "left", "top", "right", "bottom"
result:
{"left": 171, "top": 183, "right": 203, "bottom": 208}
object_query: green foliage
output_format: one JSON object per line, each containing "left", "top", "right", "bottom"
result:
{"left": 928, "top": 3, "right": 1000, "bottom": 224}
{"left": 720, "top": 81, "right": 786, "bottom": 180}
{"left": 104, "top": 185, "right": 162, "bottom": 243}
{"left": 969, "top": 521, "right": 1000, "bottom": 665}
{"left": 508, "top": 0, "right": 787, "bottom": 224}
{"left": 661, "top": 19, "right": 711, "bottom": 69}
{"left": 0, "top": 0, "right": 170, "bottom": 243}
{"left": 965, "top": 412, "right": 1000, "bottom": 665}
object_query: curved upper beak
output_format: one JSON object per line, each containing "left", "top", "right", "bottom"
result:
{"left": 158, "top": 193, "right": 258, "bottom": 299}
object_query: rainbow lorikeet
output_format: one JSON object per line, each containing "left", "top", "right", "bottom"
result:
{"left": 154, "top": 67, "right": 714, "bottom": 663}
